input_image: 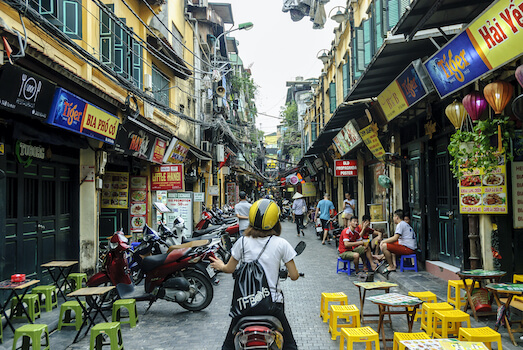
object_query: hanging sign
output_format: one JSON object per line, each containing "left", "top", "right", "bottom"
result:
{"left": 334, "top": 160, "right": 358, "bottom": 177}
{"left": 377, "top": 60, "right": 432, "bottom": 121}
{"left": 150, "top": 137, "right": 168, "bottom": 164}
{"left": 226, "top": 182, "right": 237, "bottom": 206}
{"left": 301, "top": 182, "right": 317, "bottom": 197}
{"left": 47, "top": 88, "right": 120, "bottom": 144}
{"left": 0, "top": 64, "right": 56, "bottom": 119}
{"left": 359, "top": 123, "right": 386, "bottom": 161}
{"left": 114, "top": 120, "right": 155, "bottom": 160}
{"left": 332, "top": 120, "right": 362, "bottom": 156}
{"left": 101, "top": 172, "right": 129, "bottom": 209}
{"left": 151, "top": 164, "right": 184, "bottom": 191}
{"left": 425, "top": 0, "right": 523, "bottom": 98}
{"left": 194, "top": 192, "right": 205, "bottom": 202}
{"left": 163, "top": 137, "right": 190, "bottom": 164}
{"left": 512, "top": 161, "right": 523, "bottom": 227}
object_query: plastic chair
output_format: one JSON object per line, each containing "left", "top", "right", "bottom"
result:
{"left": 328, "top": 304, "right": 360, "bottom": 340}
{"left": 514, "top": 274, "right": 523, "bottom": 303}
{"left": 398, "top": 254, "right": 418, "bottom": 272}
{"left": 339, "top": 327, "right": 380, "bottom": 350}
{"left": 447, "top": 279, "right": 479, "bottom": 310}
{"left": 90, "top": 322, "right": 124, "bottom": 350}
{"left": 432, "top": 309, "right": 471, "bottom": 339}
{"left": 67, "top": 273, "right": 88, "bottom": 291}
{"left": 10, "top": 294, "right": 41, "bottom": 322}
{"left": 58, "top": 301, "right": 86, "bottom": 331}
{"left": 458, "top": 327, "right": 502, "bottom": 350}
{"left": 408, "top": 291, "right": 437, "bottom": 322}
{"left": 320, "top": 292, "right": 348, "bottom": 323}
{"left": 12, "top": 324, "right": 50, "bottom": 350}
{"left": 393, "top": 332, "right": 430, "bottom": 350}
{"left": 420, "top": 302, "right": 453, "bottom": 336}
{"left": 112, "top": 299, "right": 138, "bottom": 328}
{"left": 31, "top": 286, "right": 57, "bottom": 312}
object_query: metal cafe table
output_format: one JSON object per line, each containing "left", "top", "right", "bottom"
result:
{"left": 67, "top": 286, "right": 115, "bottom": 343}
{"left": 0, "top": 279, "right": 40, "bottom": 332}
{"left": 485, "top": 282, "right": 523, "bottom": 346}
{"left": 457, "top": 269, "right": 506, "bottom": 321}
{"left": 367, "top": 292, "right": 423, "bottom": 350}
{"left": 41, "top": 260, "right": 78, "bottom": 300}
{"left": 353, "top": 281, "right": 397, "bottom": 323}
{"left": 400, "top": 338, "right": 488, "bottom": 350}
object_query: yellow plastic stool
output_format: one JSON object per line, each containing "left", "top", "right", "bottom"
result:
{"left": 58, "top": 301, "right": 86, "bottom": 331}
{"left": 433, "top": 310, "right": 471, "bottom": 339}
{"left": 31, "top": 286, "right": 57, "bottom": 312}
{"left": 328, "top": 304, "right": 360, "bottom": 340}
{"left": 420, "top": 302, "right": 453, "bottom": 336}
{"left": 513, "top": 274, "right": 523, "bottom": 303}
{"left": 393, "top": 332, "right": 430, "bottom": 350}
{"left": 447, "top": 280, "right": 479, "bottom": 310}
{"left": 112, "top": 299, "right": 138, "bottom": 328}
{"left": 408, "top": 291, "right": 437, "bottom": 322}
{"left": 321, "top": 292, "right": 348, "bottom": 323}
{"left": 10, "top": 294, "right": 41, "bottom": 322}
{"left": 339, "top": 327, "right": 380, "bottom": 350}
{"left": 67, "top": 273, "right": 88, "bottom": 291}
{"left": 459, "top": 327, "right": 502, "bottom": 350}
{"left": 12, "top": 324, "right": 50, "bottom": 350}
{"left": 90, "top": 322, "right": 124, "bottom": 350}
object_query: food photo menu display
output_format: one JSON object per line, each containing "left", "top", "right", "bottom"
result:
{"left": 459, "top": 156, "right": 507, "bottom": 214}
{"left": 101, "top": 172, "right": 129, "bottom": 209}
{"left": 129, "top": 176, "right": 148, "bottom": 233}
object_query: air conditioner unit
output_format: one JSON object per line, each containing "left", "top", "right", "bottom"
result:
{"left": 204, "top": 102, "right": 212, "bottom": 114}
{"left": 201, "top": 141, "right": 210, "bottom": 152}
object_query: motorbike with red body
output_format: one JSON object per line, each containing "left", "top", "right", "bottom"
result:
{"left": 87, "top": 230, "right": 217, "bottom": 311}
{"left": 195, "top": 204, "right": 237, "bottom": 230}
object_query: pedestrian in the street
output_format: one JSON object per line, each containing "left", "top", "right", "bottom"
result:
{"left": 209, "top": 199, "right": 300, "bottom": 350}
{"left": 379, "top": 209, "right": 417, "bottom": 273}
{"left": 315, "top": 193, "right": 335, "bottom": 245}
{"left": 342, "top": 193, "right": 355, "bottom": 228}
{"left": 235, "top": 191, "right": 252, "bottom": 236}
{"left": 338, "top": 216, "right": 367, "bottom": 273}
{"left": 292, "top": 192, "right": 307, "bottom": 237}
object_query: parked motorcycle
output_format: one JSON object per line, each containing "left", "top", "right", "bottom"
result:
{"left": 87, "top": 230, "right": 217, "bottom": 312}
{"left": 195, "top": 205, "right": 237, "bottom": 230}
{"left": 230, "top": 241, "right": 306, "bottom": 349}
{"left": 279, "top": 200, "right": 292, "bottom": 221}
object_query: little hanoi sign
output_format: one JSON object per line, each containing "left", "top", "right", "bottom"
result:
{"left": 335, "top": 160, "right": 357, "bottom": 177}
{"left": 151, "top": 164, "right": 184, "bottom": 191}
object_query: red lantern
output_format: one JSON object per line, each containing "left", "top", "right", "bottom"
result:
{"left": 484, "top": 81, "right": 514, "bottom": 114}
{"left": 462, "top": 91, "right": 487, "bottom": 122}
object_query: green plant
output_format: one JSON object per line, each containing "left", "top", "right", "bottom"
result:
{"left": 448, "top": 116, "right": 514, "bottom": 179}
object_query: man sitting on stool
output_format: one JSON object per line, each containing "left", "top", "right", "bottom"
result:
{"left": 338, "top": 216, "right": 368, "bottom": 273}
{"left": 379, "top": 209, "right": 417, "bottom": 273}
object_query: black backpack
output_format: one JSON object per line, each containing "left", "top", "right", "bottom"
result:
{"left": 229, "top": 236, "right": 275, "bottom": 318}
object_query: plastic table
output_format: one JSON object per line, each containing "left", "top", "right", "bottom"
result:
{"left": 485, "top": 282, "right": 523, "bottom": 346}
{"left": 354, "top": 281, "right": 397, "bottom": 323}
{"left": 41, "top": 260, "right": 78, "bottom": 300}
{"left": 401, "top": 338, "right": 488, "bottom": 350}
{"left": 0, "top": 279, "right": 40, "bottom": 332}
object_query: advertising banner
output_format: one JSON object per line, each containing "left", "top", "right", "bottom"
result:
{"left": 163, "top": 137, "right": 190, "bottom": 164}
{"left": 332, "top": 120, "right": 362, "bottom": 156}
{"left": 129, "top": 176, "right": 148, "bottom": 232}
{"left": 359, "top": 124, "right": 386, "bottom": 161}
{"left": 334, "top": 160, "right": 358, "bottom": 177}
{"left": 150, "top": 137, "right": 168, "bottom": 164}
{"left": 151, "top": 164, "right": 184, "bottom": 191}
{"left": 101, "top": 172, "right": 129, "bottom": 209}
{"left": 114, "top": 120, "right": 155, "bottom": 160}
{"left": 166, "top": 192, "right": 193, "bottom": 237}
{"left": 47, "top": 88, "right": 120, "bottom": 144}
{"left": 425, "top": 0, "right": 523, "bottom": 98}
{"left": 226, "top": 182, "right": 237, "bottom": 206}
{"left": 512, "top": 161, "right": 523, "bottom": 227}
{"left": 301, "top": 182, "right": 317, "bottom": 197}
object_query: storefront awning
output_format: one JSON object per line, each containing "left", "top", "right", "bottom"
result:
{"left": 189, "top": 148, "right": 212, "bottom": 161}
{"left": 392, "top": 0, "right": 493, "bottom": 40}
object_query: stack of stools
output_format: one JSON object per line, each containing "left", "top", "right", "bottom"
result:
{"left": 67, "top": 273, "right": 88, "bottom": 291}
{"left": 320, "top": 292, "right": 348, "bottom": 323}
{"left": 458, "top": 327, "right": 502, "bottom": 349}
{"left": 408, "top": 291, "right": 436, "bottom": 322}
{"left": 393, "top": 332, "right": 430, "bottom": 350}
{"left": 12, "top": 324, "right": 50, "bottom": 350}
{"left": 112, "top": 299, "right": 138, "bottom": 328}
{"left": 432, "top": 309, "right": 471, "bottom": 339}
{"left": 339, "top": 327, "right": 380, "bottom": 350}
{"left": 420, "top": 302, "right": 453, "bottom": 337}
{"left": 90, "top": 322, "right": 124, "bottom": 350}
{"left": 10, "top": 295, "right": 41, "bottom": 322}
{"left": 447, "top": 279, "right": 479, "bottom": 310}
{"left": 328, "top": 304, "right": 360, "bottom": 340}
{"left": 31, "top": 286, "right": 57, "bottom": 312}
{"left": 58, "top": 301, "right": 86, "bottom": 331}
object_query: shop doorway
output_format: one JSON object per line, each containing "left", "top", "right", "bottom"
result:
{"left": 404, "top": 146, "right": 425, "bottom": 260}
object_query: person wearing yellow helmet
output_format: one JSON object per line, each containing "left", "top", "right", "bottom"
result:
{"left": 210, "top": 198, "right": 300, "bottom": 350}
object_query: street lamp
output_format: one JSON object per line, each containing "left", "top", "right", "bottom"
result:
{"left": 328, "top": 6, "right": 349, "bottom": 24}
{"left": 212, "top": 22, "right": 254, "bottom": 69}
{"left": 317, "top": 49, "right": 330, "bottom": 65}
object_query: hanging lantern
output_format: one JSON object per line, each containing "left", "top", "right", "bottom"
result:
{"left": 462, "top": 91, "right": 487, "bottom": 122}
{"left": 516, "top": 64, "right": 523, "bottom": 88}
{"left": 484, "top": 81, "right": 514, "bottom": 114}
{"left": 445, "top": 100, "right": 468, "bottom": 129}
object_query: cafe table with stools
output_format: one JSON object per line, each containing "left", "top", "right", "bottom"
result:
{"left": 457, "top": 269, "right": 506, "bottom": 321}
{"left": 485, "top": 282, "right": 523, "bottom": 346}
{"left": 400, "top": 338, "right": 488, "bottom": 350}
{"left": 353, "top": 281, "right": 397, "bottom": 323}
{"left": 367, "top": 292, "right": 424, "bottom": 350}
{"left": 0, "top": 278, "right": 40, "bottom": 332}
{"left": 41, "top": 260, "right": 78, "bottom": 300}
{"left": 67, "top": 286, "right": 116, "bottom": 343}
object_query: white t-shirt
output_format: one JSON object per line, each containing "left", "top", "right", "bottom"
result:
{"left": 395, "top": 220, "right": 417, "bottom": 250}
{"left": 231, "top": 236, "right": 297, "bottom": 303}
{"left": 235, "top": 201, "right": 252, "bottom": 231}
{"left": 343, "top": 199, "right": 355, "bottom": 214}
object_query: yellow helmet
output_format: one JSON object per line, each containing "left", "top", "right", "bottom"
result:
{"left": 249, "top": 199, "right": 280, "bottom": 230}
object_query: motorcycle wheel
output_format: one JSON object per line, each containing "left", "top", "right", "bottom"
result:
{"left": 179, "top": 270, "right": 213, "bottom": 311}
{"left": 86, "top": 281, "right": 119, "bottom": 310}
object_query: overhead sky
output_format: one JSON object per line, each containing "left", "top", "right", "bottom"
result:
{"left": 224, "top": 0, "right": 347, "bottom": 134}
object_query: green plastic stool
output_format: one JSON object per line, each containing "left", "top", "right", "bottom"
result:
{"left": 90, "top": 322, "right": 124, "bottom": 350}
{"left": 12, "top": 324, "right": 50, "bottom": 350}
{"left": 112, "top": 299, "right": 138, "bottom": 328}
{"left": 58, "top": 301, "right": 86, "bottom": 331}
{"left": 31, "top": 286, "right": 57, "bottom": 312}
{"left": 67, "top": 273, "right": 87, "bottom": 291}
{"left": 10, "top": 294, "right": 41, "bottom": 322}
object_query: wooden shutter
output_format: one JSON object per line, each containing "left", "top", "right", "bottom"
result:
{"left": 114, "top": 18, "right": 126, "bottom": 74}
{"left": 374, "top": 0, "right": 384, "bottom": 51}
{"left": 353, "top": 25, "right": 364, "bottom": 81}
{"left": 363, "top": 20, "right": 372, "bottom": 66}
{"left": 342, "top": 61, "right": 350, "bottom": 98}
{"left": 100, "top": 4, "right": 114, "bottom": 65}
{"left": 62, "top": 0, "right": 81, "bottom": 39}
{"left": 387, "top": 0, "right": 400, "bottom": 30}
{"left": 132, "top": 39, "right": 143, "bottom": 89}
{"left": 329, "top": 82, "right": 336, "bottom": 114}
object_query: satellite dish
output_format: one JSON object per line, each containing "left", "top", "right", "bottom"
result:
{"left": 378, "top": 175, "right": 393, "bottom": 189}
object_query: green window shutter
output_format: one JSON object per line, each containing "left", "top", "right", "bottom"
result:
{"left": 374, "top": 0, "right": 384, "bottom": 51}
{"left": 329, "top": 82, "right": 336, "bottom": 113}
{"left": 342, "top": 62, "right": 350, "bottom": 98}
{"left": 152, "top": 66, "right": 169, "bottom": 106}
{"left": 38, "top": 0, "right": 54, "bottom": 15}
{"left": 62, "top": 0, "right": 81, "bottom": 39}
{"left": 387, "top": 0, "right": 400, "bottom": 30}
{"left": 363, "top": 20, "right": 372, "bottom": 66}
{"left": 355, "top": 26, "right": 365, "bottom": 74}
{"left": 132, "top": 39, "right": 143, "bottom": 90}
{"left": 114, "top": 18, "right": 126, "bottom": 74}
{"left": 100, "top": 5, "right": 114, "bottom": 65}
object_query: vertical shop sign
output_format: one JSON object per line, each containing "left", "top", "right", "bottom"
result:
{"left": 512, "top": 162, "right": 523, "bottom": 228}
{"left": 359, "top": 124, "right": 386, "bottom": 161}
{"left": 227, "top": 182, "right": 237, "bottom": 206}
{"left": 129, "top": 176, "right": 148, "bottom": 232}
{"left": 151, "top": 164, "right": 184, "bottom": 191}
{"left": 101, "top": 172, "right": 129, "bottom": 209}
{"left": 150, "top": 138, "right": 167, "bottom": 164}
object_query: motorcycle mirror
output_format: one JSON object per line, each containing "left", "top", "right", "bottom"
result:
{"left": 294, "top": 241, "right": 306, "bottom": 256}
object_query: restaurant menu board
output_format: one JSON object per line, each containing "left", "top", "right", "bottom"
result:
{"left": 512, "top": 161, "right": 523, "bottom": 228}
{"left": 102, "top": 172, "right": 129, "bottom": 209}
{"left": 166, "top": 192, "right": 193, "bottom": 237}
{"left": 459, "top": 156, "right": 507, "bottom": 214}
{"left": 129, "top": 176, "right": 148, "bottom": 233}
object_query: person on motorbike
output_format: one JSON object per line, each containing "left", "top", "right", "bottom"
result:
{"left": 210, "top": 199, "right": 300, "bottom": 350}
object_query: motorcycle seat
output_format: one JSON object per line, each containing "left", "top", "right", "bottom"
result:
{"left": 232, "top": 315, "right": 283, "bottom": 334}
{"left": 167, "top": 240, "right": 210, "bottom": 252}
{"left": 193, "top": 226, "right": 221, "bottom": 236}
{"left": 142, "top": 253, "right": 169, "bottom": 272}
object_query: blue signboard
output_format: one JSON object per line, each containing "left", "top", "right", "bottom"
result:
{"left": 424, "top": 31, "right": 490, "bottom": 98}
{"left": 397, "top": 63, "right": 427, "bottom": 106}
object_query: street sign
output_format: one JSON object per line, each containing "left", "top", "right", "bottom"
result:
{"left": 334, "top": 160, "right": 357, "bottom": 177}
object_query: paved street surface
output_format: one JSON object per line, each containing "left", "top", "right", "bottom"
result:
{"left": 1, "top": 219, "right": 521, "bottom": 349}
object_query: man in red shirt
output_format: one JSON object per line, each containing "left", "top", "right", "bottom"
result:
{"left": 338, "top": 216, "right": 367, "bottom": 273}
{"left": 354, "top": 215, "right": 383, "bottom": 270}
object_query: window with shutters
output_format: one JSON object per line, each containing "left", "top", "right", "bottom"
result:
{"left": 33, "top": 0, "right": 82, "bottom": 39}
{"left": 386, "top": 0, "right": 411, "bottom": 31}
{"left": 152, "top": 65, "right": 170, "bottom": 107}
{"left": 342, "top": 59, "right": 350, "bottom": 98}
{"left": 363, "top": 20, "right": 372, "bottom": 66}
{"left": 352, "top": 25, "right": 364, "bottom": 82}
{"left": 311, "top": 120, "right": 317, "bottom": 142}
{"left": 329, "top": 82, "right": 336, "bottom": 114}
{"left": 100, "top": 4, "right": 143, "bottom": 89}
{"left": 373, "top": 0, "right": 384, "bottom": 51}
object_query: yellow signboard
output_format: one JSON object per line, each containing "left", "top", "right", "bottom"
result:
{"left": 359, "top": 124, "right": 385, "bottom": 161}
{"left": 377, "top": 81, "right": 407, "bottom": 122}
{"left": 81, "top": 104, "right": 120, "bottom": 141}
{"left": 301, "top": 182, "right": 317, "bottom": 197}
